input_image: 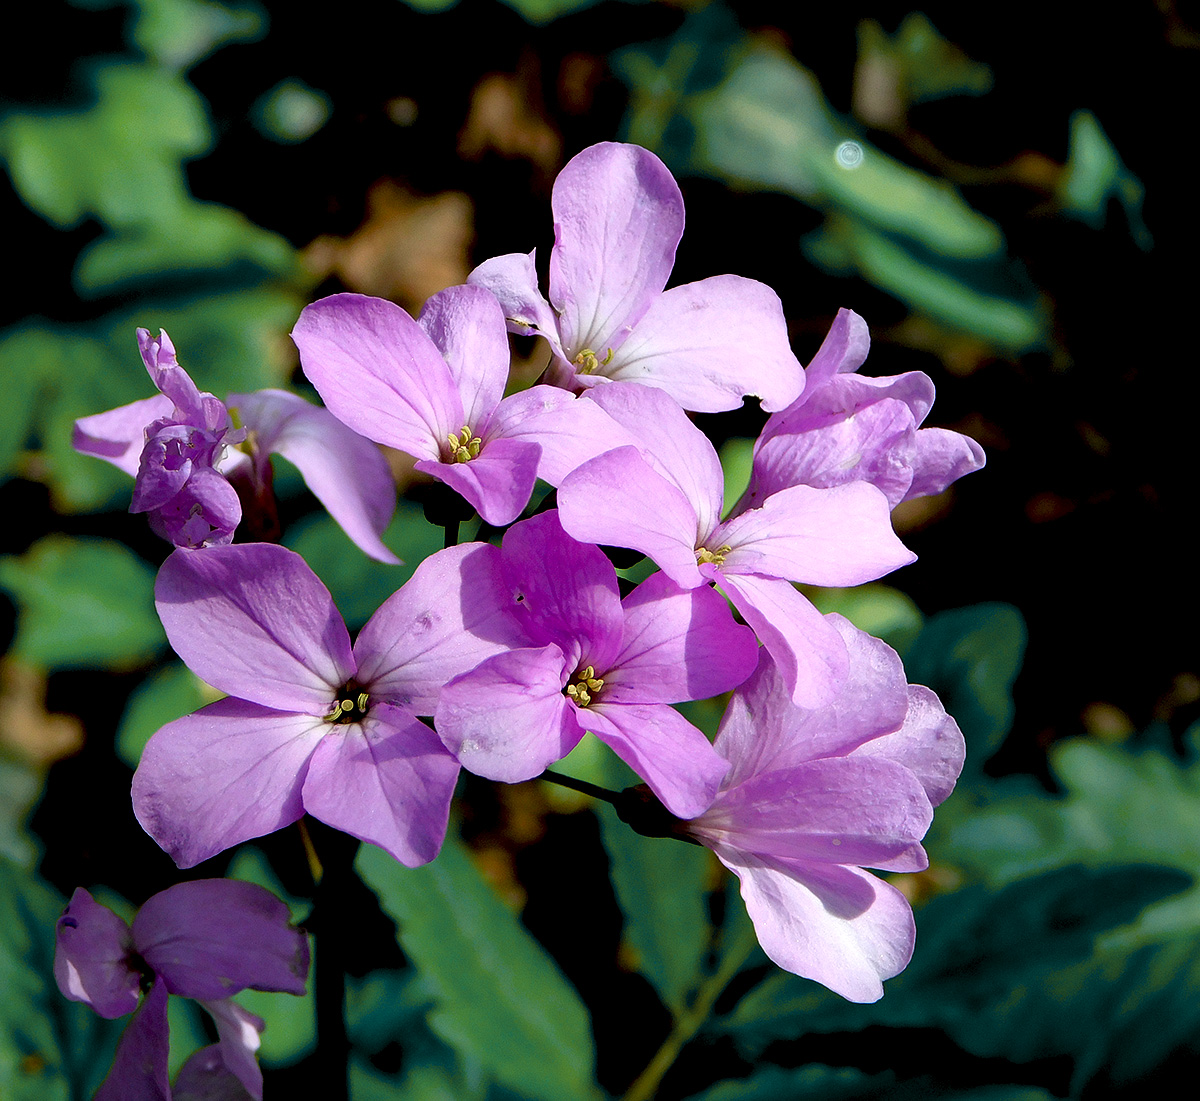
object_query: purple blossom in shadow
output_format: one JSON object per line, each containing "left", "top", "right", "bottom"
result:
{"left": 435, "top": 510, "right": 757, "bottom": 818}
{"left": 684, "top": 619, "right": 965, "bottom": 1002}
{"left": 72, "top": 328, "right": 398, "bottom": 561}
{"left": 469, "top": 142, "right": 803, "bottom": 413}
{"left": 54, "top": 879, "right": 309, "bottom": 1100}
{"left": 557, "top": 383, "right": 915, "bottom": 707}
{"left": 291, "top": 285, "right": 631, "bottom": 527}
{"left": 132, "top": 541, "right": 525, "bottom": 868}
{"left": 731, "top": 309, "right": 986, "bottom": 517}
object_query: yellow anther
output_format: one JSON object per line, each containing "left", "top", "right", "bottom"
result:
{"left": 696, "top": 545, "right": 732, "bottom": 568}
{"left": 447, "top": 425, "right": 483, "bottom": 463}
{"left": 565, "top": 666, "right": 605, "bottom": 708}
{"left": 573, "top": 348, "right": 614, "bottom": 374}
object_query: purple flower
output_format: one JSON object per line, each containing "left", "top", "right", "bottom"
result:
{"left": 54, "top": 879, "right": 309, "bottom": 1100}
{"left": 684, "top": 620, "right": 965, "bottom": 1002}
{"left": 435, "top": 510, "right": 758, "bottom": 818}
{"left": 291, "top": 285, "right": 630, "bottom": 527}
{"left": 132, "top": 541, "right": 524, "bottom": 868}
{"left": 557, "top": 383, "right": 915, "bottom": 707}
{"left": 73, "top": 328, "right": 399, "bottom": 561}
{"left": 468, "top": 142, "right": 803, "bottom": 413}
{"left": 732, "top": 309, "right": 986, "bottom": 516}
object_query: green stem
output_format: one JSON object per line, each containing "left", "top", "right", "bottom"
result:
{"left": 538, "top": 768, "right": 622, "bottom": 805}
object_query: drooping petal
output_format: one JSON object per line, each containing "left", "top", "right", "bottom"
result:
{"left": 716, "top": 572, "right": 848, "bottom": 708}
{"left": 584, "top": 702, "right": 728, "bottom": 819}
{"left": 417, "top": 284, "right": 511, "bottom": 432}
{"left": 599, "top": 275, "right": 803, "bottom": 413}
{"left": 435, "top": 645, "right": 583, "bottom": 782}
{"left": 228, "top": 389, "right": 399, "bottom": 564}
{"left": 548, "top": 142, "right": 684, "bottom": 357}
{"left": 154, "top": 544, "right": 354, "bottom": 713}
{"left": 133, "top": 880, "right": 309, "bottom": 1000}
{"left": 904, "top": 426, "right": 987, "bottom": 501}
{"left": 291, "top": 293, "right": 463, "bottom": 461}
{"left": 54, "top": 889, "right": 140, "bottom": 1019}
{"left": 132, "top": 699, "right": 324, "bottom": 869}
{"left": 353, "top": 543, "right": 526, "bottom": 716}
{"left": 72, "top": 394, "right": 173, "bottom": 476}
{"left": 717, "top": 854, "right": 915, "bottom": 1003}
{"left": 198, "top": 1000, "right": 266, "bottom": 1100}
{"left": 94, "top": 978, "right": 171, "bottom": 1101}
{"left": 604, "top": 570, "right": 757, "bottom": 705}
{"left": 558, "top": 446, "right": 704, "bottom": 589}
{"left": 302, "top": 705, "right": 459, "bottom": 867}
{"left": 468, "top": 249, "right": 564, "bottom": 351}
{"left": 719, "top": 481, "right": 915, "bottom": 587}
{"left": 415, "top": 435, "right": 541, "bottom": 527}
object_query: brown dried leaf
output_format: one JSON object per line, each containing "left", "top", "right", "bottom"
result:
{"left": 0, "top": 657, "right": 83, "bottom": 768}
{"left": 458, "top": 72, "right": 561, "bottom": 179}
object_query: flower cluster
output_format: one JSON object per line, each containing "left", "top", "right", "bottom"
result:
{"left": 70, "top": 142, "right": 982, "bottom": 1086}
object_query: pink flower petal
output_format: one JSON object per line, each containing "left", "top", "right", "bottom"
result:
{"left": 468, "top": 249, "right": 564, "bottom": 352}
{"left": 415, "top": 435, "right": 541, "bottom": 526}
{"left": 94, "top": 978, "right": 171, "bottom": 1101}
{"left": 72, "top": 394, "right": 173, "bottom": 476}
{"left": 54, "top": 889, "right": 139, "bottom": 1019}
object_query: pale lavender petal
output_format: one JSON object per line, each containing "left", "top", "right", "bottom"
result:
{"left": 719, "top": 482, "right": 915, "bottom": 587}
{"left": 72, "top": 395, "right": 173, "bottom": 476}
{"left": 698, "top": 757, "right": 932, "bottom": 866}
{"left": 549, "top": 142, "right": 684, "bottom": 356}
{"left": 132, "top": 699, "right": 323, "bottom": 869}
{"left": 154, "top": 544, "right": 354, "bottom": 712}
{"left": 139, "top": 328, "right": 204, "bottom": 418}
{"left": 717, "top": 854, "right": 915, "bottom": 1003}
{"left": 199, "top": 1000, "right": 265, "bottom": 1100}
{"left": 175, "top": 1042, "right": 256, "bottom": 1101}
{"left": 302, "top": 705, "right": 459, "bottom": 867}
{"left": 872, "top": 843, "right": 931, "bottom": 874}
{"left": 415, "top": 435, "right": 541, "bottom": 526}
{"left": 582, "top": 383, "right": 725, "bottom": 541}
{"left": 485, "top": 385, "right": 640, "bottom": 486}
{"left": 599, "top": 275, "right": 803, "bottom": 413}
{"left": 145, "top": 466, "right": 241, "bottom": 550}
{"left": 228, "top": 389, "right": 399, "bottom": 564}
{"left": 354, "top": 543, "right": 526, "bottom": 715}
{"left": 802, "top": 308, "right": 870, "bottom": 391}
{"left": 468, "top": 250, "right": 564, "bottom": 352}
{"left": 133, "top": 880, "right": 309, "bottom": 1000}
{"left": 584, "top": 702, "right": 728, "bottom": 819}
{"left": 904, "top": 426, "right": 987, "bottom": 501}
{"left": 417, "top": 284, "right": 510, "bottom": 431}
{"left": 95, "top": 978, "right": 171, "bottom": 1101}
{"left": 291, "top": 293, "right": 462, "bottom": 460}
{"left": 558, "top": 447, "right": 704, "bottom": 589}
{"left": 54, "top": 889, "right": 139, "bottom": 1019}
{"left": 716, "top": 572, "right": 848, "bottom": 708}
{"left": 436, "top": 645, "right": 583, "bottom": 782}
{"left": 605, "top": 570, "right": 757, "bottom": 704}
{"left": 130, "top": 426, "right": 195, "bottom": 512}
{"left": 501, "top": 510, "right": 624, "bottom": 670}
{"left": 852, "top": 685, "right": 966, "bottom": 807}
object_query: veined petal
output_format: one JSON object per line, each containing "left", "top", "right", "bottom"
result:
{"left": 904, "top": 426, "right": 986, "bottom": 501}
{"left": 354, "top": 543, "right": 526, "bottom": 716}
{"left": 291, "top": 293, "right": 463, "bottom": 460}
{"left": 468, "top": 249, "right": 564, "bottom": 352}
{"left": 717, "top": 854, "right": 915, "bottom": 1003}
{"left": 54, "top": 889, "right": 139, "bottom": 1019}
{"left": 601, "top": 275, "right": 803, "bottom": 413}
{"left": 133, "top": 880, "right": 309, "bottom": 1000}
{"left": 416, "top": 435, "right": 541, "bottom": 527}
{"left": 417, "top": 284, "right": 511, "bottom": 431}
{"left": 435, "top": 645, "right": 583, "bottom": 782}
{"left": 605, "top": 570, "right": 757, "bottom": 704}
{"left": 154, "top": 544, "right": 354, "bottom": 712}
{"left": 303, "top": 705, "right": 459, "bottom": 867}
{"left": 72, "top": 394, "right": 173, "bottom": 476}
{"left": 558, "top": 446, "right": 704, "bottom": 589}
{"left": 720, "top": 482, "right": 915, "bottom": 587}
{"left": 95, "top": 978, "right": 171, "bottom": 1101}
{"left": 132, "top": 699, "right": 323, "bottom": 869}
{"left": 549, "top": 142, "right": 684, "bottom": 356}
{"left": 229, "top": 390, "right": 399, "bottom": 564}
{"left": 584, "top": 702, "right": 728, "bottom": 819}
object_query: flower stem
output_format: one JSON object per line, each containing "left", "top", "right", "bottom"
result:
{"left": 538, "top": 768, "right": 622, "bottom": 804}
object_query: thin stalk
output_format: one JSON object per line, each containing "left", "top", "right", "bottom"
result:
{"left": 538, "top": 768, "right": 622, "bottom": 805}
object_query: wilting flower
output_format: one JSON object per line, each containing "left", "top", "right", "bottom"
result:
{"left": 684, "top": 620, "right": 965, "bottom": 1002}
{"left": 435, "top": 510, "right": 757, "bottom": 817}
{"left": 469, "top": 142, "right": 803, "bottom": 413}
{"left": 557, "top": 383, "right": 914, "bottom": 706}
{"left": 73, "top": 327, "right": 399, "bottom": 561}
{"left": 731, "top": 308, "right": 986, "bottom": 516}
{"left": 54, "top": 879, "right": 309, "bottom": 1100}
{"left": 132, "top": 541, "right": 524, "bottom": 868}
{"left": 291, "top": 285, "right": 630, "bottom": 526}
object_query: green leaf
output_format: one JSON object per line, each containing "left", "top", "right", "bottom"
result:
{"left": 116, "top": 662, "right": 211, "bottom": 768}
{"left": 356, "top": 834, "right": 599, "bottom": 1101}
{"left": 0, "top": 756, "right": 43, "bottom": 868}
{"left": 857, "top": 14, "right": 993, "bottom": 109}
{"left": 0, "top": 327, "right": 53, "bottom": 485}
{"left": 806, "top": 584, "right": 924, "bottom": 657}
{"left": 686, "top": 1065, "right": 1054, "bottom": 1100}
{"left": 0, "top": 536, "right": 163, "bottom": 671}
{"left": 718, "top": 437, "right": 754, "bottom": 520}
{"left": 903, "top": 603, "right": 1026, "bottom": 776}
{"left": 1058, "top": 111, "right": 1152, "bottom": 250}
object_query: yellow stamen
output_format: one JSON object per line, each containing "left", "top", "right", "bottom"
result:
{"left": 696, "top": 545, "right": 732, "bottom": 568}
